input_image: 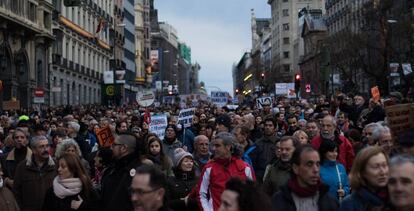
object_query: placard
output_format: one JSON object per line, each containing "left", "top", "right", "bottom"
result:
{"left": 95, "top": 126, "right": 114, "bottom": 147}
{"left": 256, "top": 97, "right": 272, "bottom": 109}
{"left": 385, "top": 103, "right": 414, "bottom": 136}
{"left": 178, "top": 108, "right": 195, "bottom": 128}
{"left": 371, "top": 86, "right": 380, "bottom": 103}
{"left": 149, "top": 115, "right": 168, "bottom": 140}
{"left": 2, "top": 100, "right": 20, "bottom": 110}
{"left": 211, "top": 91, "right": 228, "bottom": 107}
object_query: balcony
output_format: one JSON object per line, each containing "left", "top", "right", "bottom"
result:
{"left": 75, "top": 63, "right": 80, "bottom": 72}
{"left": 62, "top": 58, "right": 67, "bottom": 67}
{"left": 81, "top": 65, "right": 85, "bottom": 73}
{"left": 86, "top": 68, "right": 90, "bottom": 76}
{"left": 52, "top": 54, "right": 61, "bottom": 65}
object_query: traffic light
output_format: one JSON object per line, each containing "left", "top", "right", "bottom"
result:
{"left": 235, "top": 89, "right": 239, "bottom": 94}
{"left": 261, "top": 72, "right": 265, "bottom": 80}
{"left": 294, "top": 74, "right": 301, "bottom": 92}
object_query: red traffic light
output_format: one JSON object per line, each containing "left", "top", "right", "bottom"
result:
{"left": 235, "top": 89, "right": 239, "bottom": 93}
{"left": 295, "top": 74, "right": 301, "bottom": 80}
{"left": 261, "top": 73, "right": 265, "bottom": 77}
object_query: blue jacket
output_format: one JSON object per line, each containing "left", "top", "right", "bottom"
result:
{"left": 320, "top": 160, "right": 350, "bottom": 201}
{"left": 340, "top": 187, "right": 387, "bottom": 211}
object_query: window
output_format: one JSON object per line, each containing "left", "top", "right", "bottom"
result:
{"left": 283, "top": 51, "right": 289, "bottom": 58}
{"left": 283, "top": 64, "right": 290, "bottom": 72}
{"left": 283, "top": 0, "right": 288, "bottom": 2}
{"left": 283, "top": 9, "right": 289, "bottom": 16}
{"left": 283, "top": 23, "right": 289, "bottom": 31}
{"left": 283, "top": 37, "right": 290, "bottom": 44}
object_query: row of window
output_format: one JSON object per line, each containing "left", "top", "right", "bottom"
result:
{"left": 51, "top": 77, "right": 100, "bottom": 105}
{"left": 63, "top": 36, "right": 109, "bottom": 73}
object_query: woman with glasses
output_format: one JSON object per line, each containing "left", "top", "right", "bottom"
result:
{"left": 340, "top": 146, "right": 389, "bottom": 211}
{"left": 42, "top": 153, "right": 98, "bottom": 211}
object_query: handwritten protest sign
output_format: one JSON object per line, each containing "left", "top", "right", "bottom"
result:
{"left": 256, "top": 97, "right": 272, "bottom": 109}
{"left": 371, "top": 86, "right": 380, "bottom": 103}
{"left": 178, "top": 108, "right": 195, "bottom": 128}
{"left": 149, "top": 115, "right": 168, "bottom": 140}
{"left": 385, "top": 103, "right": 414, "bottom": 136}
{"left": 95, "top": 126, "right": 114, "bottom": 147}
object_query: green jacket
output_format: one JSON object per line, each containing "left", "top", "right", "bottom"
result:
{"left": 262, "top": 160, "right": 292, "bottom": 196}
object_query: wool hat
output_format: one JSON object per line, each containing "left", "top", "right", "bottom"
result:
{"left": 215, "top": 114, "right": 231, "bottom": 129}
{"left": 165, "top": 124, "right": 178, "bottom": 134}
{"left": 173, "top": 148, "right": 193, "bottom": 168}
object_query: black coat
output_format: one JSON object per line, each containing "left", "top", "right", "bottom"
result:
{"left": 272, "top": 184, "right": 339, "bottom": 211}
{"left": 100, "top": 153, "right": 141, "bottom": 211}
{"left": 42, "top": 188, "right": 99, "bottom": 211}
{"left": 167, "top": 170, "right": 199, "bottom": 211}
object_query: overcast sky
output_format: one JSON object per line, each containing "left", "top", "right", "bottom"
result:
{"left": 155, "top": 0, "right": 271, "bottom": 96}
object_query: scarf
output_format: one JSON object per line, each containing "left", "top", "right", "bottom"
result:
{"left": 53, "top": 176, "right": 82, "bottom": 199}
{"left": 288, "top": 176, "right": 322, "bottom": 198}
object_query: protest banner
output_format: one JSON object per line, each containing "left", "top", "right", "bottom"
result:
{"left": 211, "top": 91, "right": 228, "bottom": 107}
{"left": 95, "top": 126, "right": 114, "bottom": 147}
{"left": 149, "top": 115, "right": 168, "bottom": 140}
{"left": 256, "top": 97, "right": 272, "bottom": 109}
{"left": 385, "top": 103, "right": 414, "bottom": 136}
{"left": 178, "top": 108, "right": 195, "bottom": 128}
{"left": 2, "top": 100, "right": 20, "bottom": 110}
{"left": 371, "top": 86, "right": 380, "bottom": 103}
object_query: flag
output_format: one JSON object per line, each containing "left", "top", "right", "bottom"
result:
{"left": 95, "top": 18, "right": 105, "bottom": 34}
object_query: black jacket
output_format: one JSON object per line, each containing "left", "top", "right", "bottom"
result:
{"left": 100, "top": 153, "right": 141, "bottom": 211}
{"left": 272, "top": 184, "right": 339, "bottom": 211}
{"left": 42, "top": 188, "right": 99, "bottom": 211}
{"left": 167, "top": 170, "right": 199, "bottom": 211}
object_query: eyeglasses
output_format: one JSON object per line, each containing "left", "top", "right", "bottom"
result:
{"left": 128, "top": 187, "right": 160, "bottom": 196}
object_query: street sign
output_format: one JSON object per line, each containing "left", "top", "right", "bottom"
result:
{"left": 34, "top": 87, "right": 44, "bottom": 97}
{"left": 34, "top": 97, "right": 45, "bottom": 104}
{"left": 105, "top": 85, "right": 114, "bottom": 96}
{"left": 137, "top": 89, "right": 155, "bottom": 107}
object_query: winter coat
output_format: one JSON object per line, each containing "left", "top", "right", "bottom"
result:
{"left": 251, "top": 135, "right": 278, "bottom": 182}
{"left": 0, "top": 147, "right": 32, "bottom": 180}
{"left": 167, "top": 170, "right": 199, "bottom": 211}
{"left": 178, "top": 128, "right": 196, "bottom": 153}
{"left": 42, "top": 187, "right": 99, "bottom": 211}
{"left": 311, "top": 135, "right": 355, "bottom": 172}
{"left": 241, "top": 142, "right": 256, "bottom": 168}
{"left": 0, "top": 186, "right": 20, "bottom": 211}
{"left": 162, "top": 138, "right": 183, "bottom": 160}
{"left": 272, "top": 183, "right": 339, "bottom": 211}
{"left": 13, "top": 156, "right": 57, "bottom": 211}
{"left": 340, "top": 187, "right": 388, "bottom": 211}
{"left": 320, "top": 160, "right": 350, "bottom": 201}
{"left": 100, "top": 153, "right": 141, "bottom": 211}
{"left": 262, "top": 160, "right": 291, "bottom": 196}
{"left": 196, "top": 156, "right": 255, "bottom": 211}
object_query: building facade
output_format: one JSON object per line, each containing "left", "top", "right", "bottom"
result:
{"left": 50, "top": 0, "right": 112, "bottom": 106}
{"left": 123, "top": 0, "right": 137, "bottom": 103}
{"left": 268, "top": 0, "right": 325, "bottom": 83}
{"left": 0, "top": 0, "right": 54, "bottom": 109}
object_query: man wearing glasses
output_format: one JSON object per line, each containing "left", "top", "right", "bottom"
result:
{"left": 13, "top": 135, "right": 56, "bottom": 211}
{"left": 101, "top": 133, "right": 141, "bottom": 211}
{"left": 130, "top": 165, "right": 169, "bottom": 211}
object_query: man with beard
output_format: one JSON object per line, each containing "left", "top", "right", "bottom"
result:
{"left": 252, "top": 117, "right": 279, "bottom": 182}
{"left": 286, "top": 115, "right": 300, "bottom": 136}
{"left": 0, "top": 129, "right": 32, "bottom": 189}
{"left": 263, "top": 136, "right": 299, "bottom": 196}
{"left": 14, "top": 135, "right": 56, "bottom": 211}
{"left": 311, "top": 115, "right": 355, "bottom": 172}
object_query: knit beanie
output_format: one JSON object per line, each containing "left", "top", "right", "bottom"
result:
{"left": 173, "top": 148, "right": 193, "bottom": 168}
{"left": 165, "top": 124, "right": 178, "bottom": 134}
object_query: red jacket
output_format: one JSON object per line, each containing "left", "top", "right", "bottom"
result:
{"left": 311, "top": 135, "right": 355, "bottom": 172}
{"left": 195, "top": 156, "right": 255, "bottom": 211}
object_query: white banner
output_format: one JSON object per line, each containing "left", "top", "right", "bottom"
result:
{"left": 115, "top": 70, "right": 126, "bottom": 84}
{"left": 104, "top": 71, "right": 114, "bottom": 84}
{"left": 149, "top": 115, "right": 168, "bottom": 140}
{"left": 178, "top": 108, "right": 195, "bottom": 128}
{"left": 211, "top": 91, "right": 228, "bottom": 107}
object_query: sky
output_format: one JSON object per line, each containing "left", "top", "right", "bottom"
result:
{"left": 155, "top": 0, "right": 271, "bottom": 96}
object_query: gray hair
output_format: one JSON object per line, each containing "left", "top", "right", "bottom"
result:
{"left": 364, "top": 122, "right": 382, "bottom": 132}
{"left": 194, "top": 135, "right": 209, "bottom": 145}
{"left": 390, "top": 155, "right": 414, "bottom": 168}
{"left": 30, "top": 135, "right": 48, "bottom": 148}
{"left": 298, "top": 119, "right": 307, "bottom": 125}
{"left": 324, "top": 115, "right": 337, "bottom": 127}
{"left": 55, "top": 138, "right": 82, "bottom": 158}
{"left": 67, "top": 121, "right": 80, "bottom": 132}
{"left": 371, "top": 124, "right": 385, "bottom": 142}
{"left": 214, "top": 132, "right": 242, "bottom": 157}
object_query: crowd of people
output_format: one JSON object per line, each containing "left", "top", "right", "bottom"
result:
{"left": 0, "top": 91, "right": 414, "bottom": 211}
